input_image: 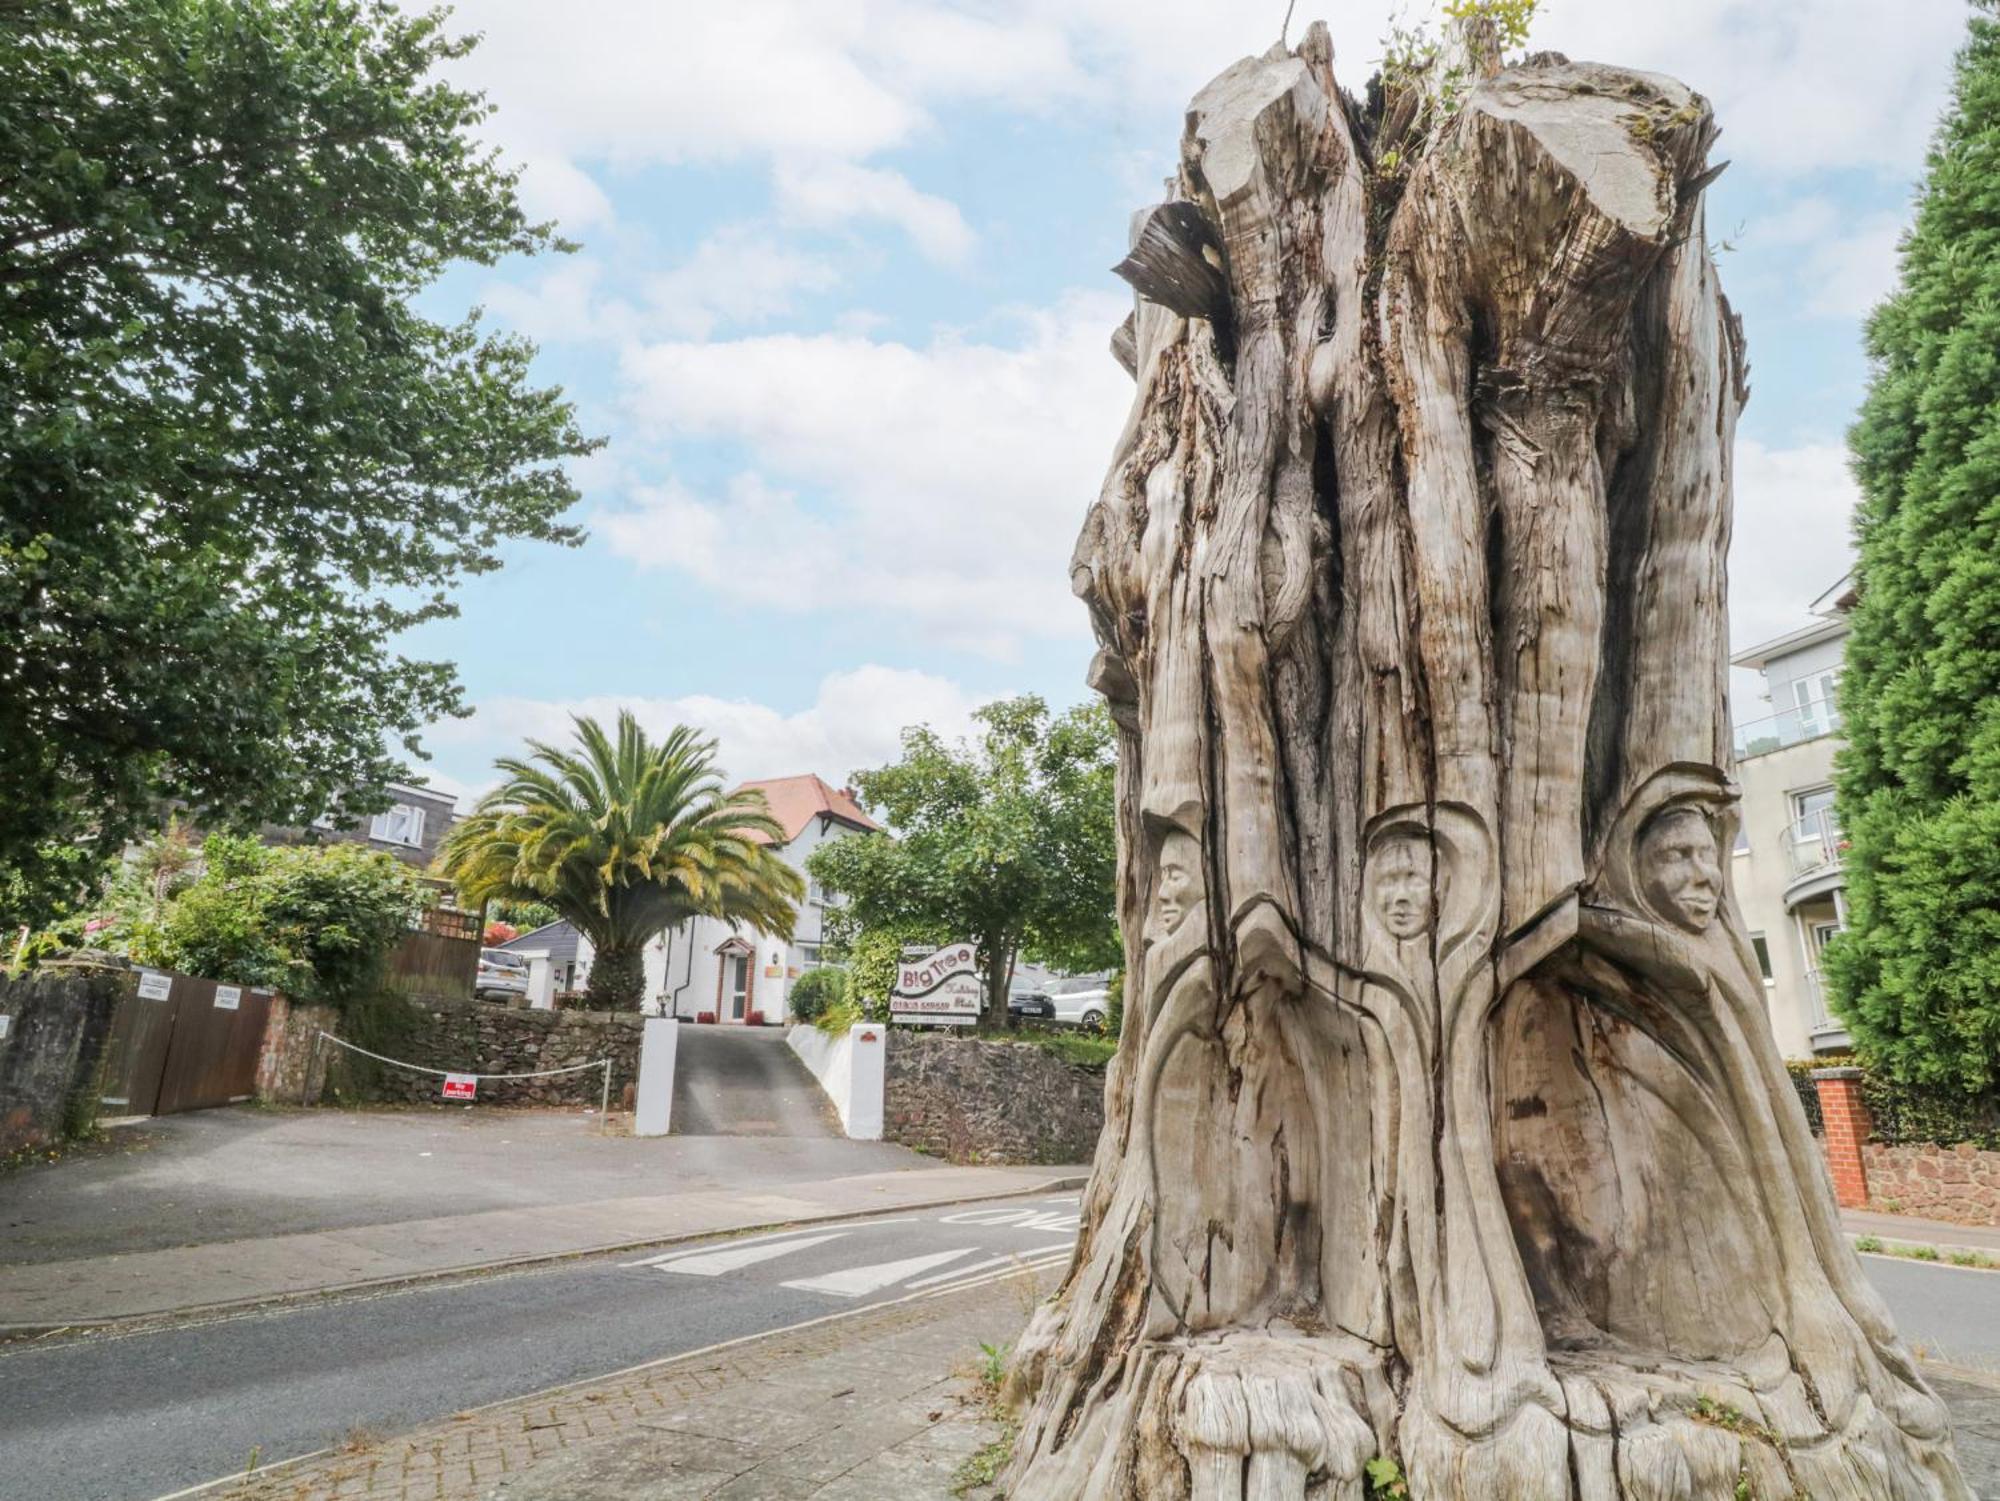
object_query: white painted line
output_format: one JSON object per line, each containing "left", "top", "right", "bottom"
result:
{"left": 782, "top": 1247, "right": 978, "bottom": 1298}
{"left": 659, "top": 1232, "right": 850, "bottom": 1277}
{"left": 618, "top": 1216, "right": 921, "bottom": 1268}
{"left": 918, "top": 1253, "right": 1070, "bottom": 1299}
{"left": 903, "top": 1244, "right": 1074, "bottom": 1291}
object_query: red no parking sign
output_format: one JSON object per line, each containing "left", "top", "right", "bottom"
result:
{"left": 441, "top": 1073, "right": 478, "bottom": 1101}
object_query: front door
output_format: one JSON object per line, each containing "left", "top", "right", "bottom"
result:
{"left": 727, "top": 954, "right": 749, "bottom": 1021}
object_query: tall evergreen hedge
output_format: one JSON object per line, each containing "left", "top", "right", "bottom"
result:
{"left": 1829, "top": 0, "right": 2000, "bottom": 1094}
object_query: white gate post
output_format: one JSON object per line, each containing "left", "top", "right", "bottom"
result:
{"left": 845, "top": 1021, "right": 885, "bottom": 1140}
{"left": 634, "top": 1016, "right": 678, "bottom": 1137}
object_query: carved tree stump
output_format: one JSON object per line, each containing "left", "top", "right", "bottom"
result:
{"left": 1007, "top": 23, "right": 1970, "bottom": 1501}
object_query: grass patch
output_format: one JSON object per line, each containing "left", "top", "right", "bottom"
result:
{"left": 952, "top": 1428, "right": 1017, "bottom": 1496}
{"left": 1854, "top": 1234, "right": 1997, "bottom": 1268}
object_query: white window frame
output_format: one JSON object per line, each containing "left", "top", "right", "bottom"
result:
{"left": 370, "top": 803, "right": 427, "bottom": 848}
{"left": 1748, "top": 931, "right": 1774, "bottom": 985}
{"left": 1790, "top": 785, "right": 1836, "bottom": 844}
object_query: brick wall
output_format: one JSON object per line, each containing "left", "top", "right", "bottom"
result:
{"left": 884, "top": 1031, "right": 1104, "bottom": 1165}
{"left": 255, "top": 995, "right": 341, "bottom": 1105}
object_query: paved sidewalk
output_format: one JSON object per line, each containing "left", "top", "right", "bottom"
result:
{"left": 182, "top": 1272, "right": 1038, "bottom": 1501}
{"left": 0, "top": 1165, "right": 1082, "bottom": 1332}
{"left": 1844, "top": 1206, "right": 2000, "bottom": 1254}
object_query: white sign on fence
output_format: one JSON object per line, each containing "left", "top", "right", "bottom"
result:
{"left": 137, "top": 970, "right": 173, "bottom": 1001}
{"left": 213, "top": 985, "right": 242, "bottom": 1011}
{"left": 890, "top": 941, "right": 981, "bottom": 1026}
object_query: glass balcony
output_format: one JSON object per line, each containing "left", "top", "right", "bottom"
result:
{"left": 1732, "top": 703, "right": 1842, "bottom": 760}
{"left": 1784, "top": 806, "right": 1847, "bottom": 883}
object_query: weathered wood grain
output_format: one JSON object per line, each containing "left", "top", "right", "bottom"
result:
{"left": 1006, "top": 19, "right": 1971, "bottom": 1501}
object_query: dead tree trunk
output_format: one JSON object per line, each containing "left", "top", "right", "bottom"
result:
{"left": 1005, "top": 23, "right": 1970, "bottom": 1501}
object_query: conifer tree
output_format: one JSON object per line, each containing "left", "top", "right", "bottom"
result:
{"left": 1830, "top": 0, "right": 2000, "bottom": 1093}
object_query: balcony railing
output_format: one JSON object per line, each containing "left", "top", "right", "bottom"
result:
{"left": 1784, "top": 806, "right": 1847, "bottom": 883}
{"left": 1732, "top": 703, "right": 1842, "bottom": 760}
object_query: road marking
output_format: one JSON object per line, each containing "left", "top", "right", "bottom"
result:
{"left": 618, "top": 1217, "right": 921, "bottom": 1268}
{"left": 938, "top": 1206, "right": 1081, "bottom": 1231}
{"left": 782, "top": 1247, "right": 978, "bottom": 1298}
{"left": 918, "top": 1253, "right": 1071, "bottom": 1299}
{"left": 903, "top": 1244, "right": 1073, "bottom": 1290}
{"left": 657, "top": 1231, "right": 850, "bottom": 1276}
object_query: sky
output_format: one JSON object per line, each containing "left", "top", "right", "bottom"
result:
{"left": 397, "top": 0, "right": 1971, "bottom": 807}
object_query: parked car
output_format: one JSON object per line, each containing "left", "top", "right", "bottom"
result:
{"left": 1046, "top": 975, "right": 1112, "bottom": 1031}
{"left": 1008, "top": 987, "right": 1054, "bottom": 1023}
{"left": 475, "top": 947, "right": 530, "bottom": 1002}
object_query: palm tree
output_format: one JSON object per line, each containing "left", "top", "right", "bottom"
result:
{"left": 440, "top": 713, "right": 804, "bottom": 1010}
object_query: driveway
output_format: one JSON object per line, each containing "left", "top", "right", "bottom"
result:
{"left": 0, "top": 1103, "right": 932, "bottom": 1267}
{"left": 672, "top": 1025, "right": 841, "bottom": 1137}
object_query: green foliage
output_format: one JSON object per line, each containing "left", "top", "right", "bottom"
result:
{"left": 788, "top": 966, "right": 846, "bottom": 1023}
{"left": 1365, "top": 1456, "right": 1410, "bottom": 1499}
{"left": 1855, "top": 1235, "right": 1885, "bottom": 1254}
{"left": 488, "top": 898, "right": 561, "bottom": 934}
{"left": 973, "top": 1027, "right": 1116, "bottom": 1070}
{"left": 807, "top": 697, "right": 1117, "bottom": 1028}
{"left": 0, "top": 0, "right": 597, "bottom": 928}
{"left": 814, "top": 996, "right": 864, "bottom": 1036}
{"left": 1830, "top": 2, "right": 2000, "bottom": 1097}
{"left": 441, "top": 713, "right": 803, "bottom": 1010}
{"left": 98, "top": 834, "right": 424, "bottom": 1004}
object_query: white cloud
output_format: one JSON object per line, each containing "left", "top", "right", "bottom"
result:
{"left": 424, "top": 665, "right": 993, "bottom": 799}
{"left": 513, "top": 151, "right": 615, "bottom": 232}
{"left": 485, "top": 225, "right": 838, "bottom": 344}
{"left": 1748, "top": 198, "right": 1906, "bottom": 319}
{"left": 1727, "top": 437, "right": 1859, "bottom": 713}
{"left": 600, "top": 289, "right": 1132, "bottom": 656}
{"left": 774, "top": 160, "right": 975, "bottom": 265}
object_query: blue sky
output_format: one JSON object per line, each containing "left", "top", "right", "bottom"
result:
{"left": 400, "top": 0, "right": 1971, "bottom": 805}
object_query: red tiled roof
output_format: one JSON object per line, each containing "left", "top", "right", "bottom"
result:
{"left": 732, "top": 774, "right": 881, "bottom": 845}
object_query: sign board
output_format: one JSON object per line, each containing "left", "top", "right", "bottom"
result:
{"left": 0, "top": 1014, "right": 10, "bottom": 1041}
{"left": 891, "top": 941, "right": 981, "bottom": 1026}
{"left": 137, "top": 970, "right": 173, "bottom": 1001}
{"left": 442, "top": 1073, "right": 478, "bottom": 1101}
{"left": 213, "top": 985, "right": 242, "bottom": 1011}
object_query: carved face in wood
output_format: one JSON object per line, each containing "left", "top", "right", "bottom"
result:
{"left": 1369, "top": 836, "right": 1438, "bottom": 940}
{"left": 1637, "top": 806, "right": 1723, "bottom": 932}
{"left": 1154, "top": 832, "right": 1201, "bottom": 936}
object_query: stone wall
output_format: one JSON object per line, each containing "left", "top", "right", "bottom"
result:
{"left": 255, "top": 996, "right": 341, "bottom": 1105}
{"left": 1863, "top": 1142, "right": 2000, "bottom": 1227}
{"left": 883, "top": 1031, "right": 1105, "bottom": 1165}
{"left": 0, "top": 966, "right": 126, "bottom": 1154}
{"left": 345, "top": 997, "right": 642, "bottom": 1108}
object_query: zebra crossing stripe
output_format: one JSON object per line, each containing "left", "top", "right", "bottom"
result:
{"left": 783, "top": 1247, "right": 979, "bottom": 1298}
{"left": 656, "top": 1231, "right": 851, "bottom": 1277}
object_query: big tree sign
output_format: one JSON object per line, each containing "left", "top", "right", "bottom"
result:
{"left": 1004, "top": 20, "right": 1968, "bottom": 1501}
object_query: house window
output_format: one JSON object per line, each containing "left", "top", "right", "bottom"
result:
{"left": 1790, "top": 786, "right": 1837, "bottom": 845}
{"left": 1749, "top": 932, "right": 1773, "bottom": 984}
{"left": 797, "top": 943, "right": 823, "bottom": 968}
{"left": 370, "top": 803, "right": 426, "bottom": 848}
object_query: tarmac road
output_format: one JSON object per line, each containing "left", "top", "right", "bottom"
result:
{"left": 0, "top": 1196, "right": 1081, "bottom": 1501}
{"left": 7, "top": 1206, "right": 2000, "bottom": 1501}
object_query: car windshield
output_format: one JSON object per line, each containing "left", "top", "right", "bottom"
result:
{"left": 1048, "top": 977, "right": 1102, "bottom": 996}
{"left": 480, "top": 950, "right": 527, "bottom": 970}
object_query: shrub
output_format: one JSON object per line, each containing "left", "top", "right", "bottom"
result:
{"left": 747, "top": 1009, "right": 767, "bottom": 1026}
{"left": 789, "top": 966, "right": 847, "bottom": 1023}
{"left": 696, "top": 1010, "right": 717, "bottom": 1024}
{"left": 815, "top": 997, "right": 864, "bottom": 1036}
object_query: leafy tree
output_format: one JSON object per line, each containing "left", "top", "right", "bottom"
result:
{"left": 1828, "top": 0, "right": 2000, "bottom": 1094}
{"left": 109, "top": 834, "right": 425, "bottom": 1002}
{"left": 808, "top": 697, "right": 1118, "bottom": 1029}
{"left": 0, "top": 0, "right": 597, "bottom": 928}
{"left": 440, "top": 713, "right": 804, "bottom": 1010}
{"left": 488, "top": 897, "right": 561, "bottom": 934}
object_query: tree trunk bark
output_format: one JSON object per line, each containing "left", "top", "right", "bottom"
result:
{"left": 584, "top": 937, "right": 645, "bottom": 1012}
{"left": 983, "top": 936, "right": 1014, "bottom": 1031}
{"left": 1006, "top": 23, "right": 1970, "bottom": 1501}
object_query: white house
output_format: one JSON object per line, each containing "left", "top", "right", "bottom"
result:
{"left": 1729, "top": 574, "right": 1855, "bottom": 1059}
{"left": 500, "top": 774, "right": 880, "bottom": 1023}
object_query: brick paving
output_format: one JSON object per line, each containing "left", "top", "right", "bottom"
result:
{"left": 192, "top": 1275, "right": 1037, "bottom": 1501}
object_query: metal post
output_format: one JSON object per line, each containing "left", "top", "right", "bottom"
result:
{"left": 599, "top": 1058, "right": 611, "bottom": 1135}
